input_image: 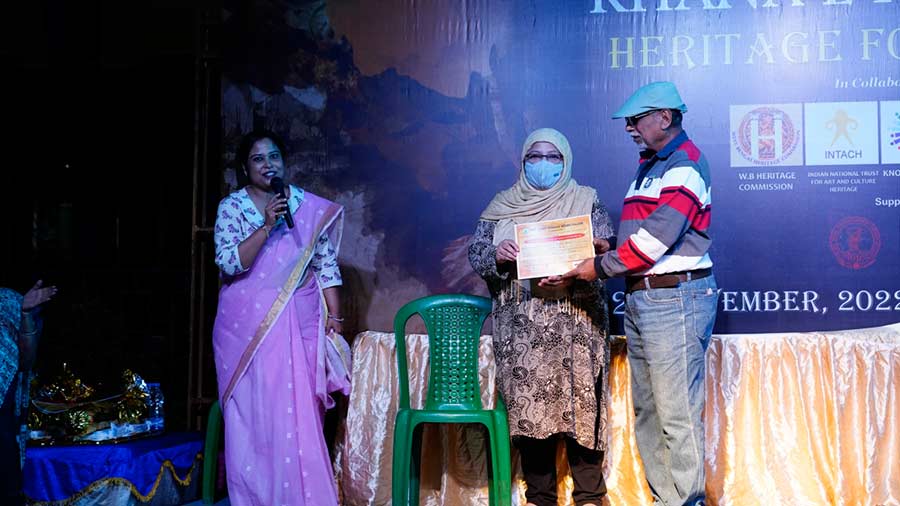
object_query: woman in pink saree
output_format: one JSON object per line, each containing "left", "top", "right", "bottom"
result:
{"left": 213, "top": 130, "right": 349, "bottom": 506}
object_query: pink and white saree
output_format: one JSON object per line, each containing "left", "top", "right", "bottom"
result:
{"left": 213, "top": 192, "right": 348, "bottom": 506}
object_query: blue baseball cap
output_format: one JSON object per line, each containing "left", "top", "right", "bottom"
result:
{"left": 612, "top": 81, "right": 688, "bottom": 119}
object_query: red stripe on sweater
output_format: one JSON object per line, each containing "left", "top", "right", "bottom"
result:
{"left": 694, "top": 207, "right": 711, "bottom": 230}
{"left": 619, "top": 238, "right": 654, "bottom": 271}
{"left": 624, "top": 195, "right": 660, "bottom": 205}
{"left": 622, "top": 200, "right": 657, "bottom": 221}
{"left": 678, "top": 140, "right": 701, "bottom": 163}
{"left": 659, "top": 186, "right": 702, "bottom": 220}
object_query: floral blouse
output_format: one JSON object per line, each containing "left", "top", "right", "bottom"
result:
{"left": 214, "top": 185, "right": 342, "bottom": 288}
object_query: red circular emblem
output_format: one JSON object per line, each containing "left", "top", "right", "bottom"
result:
{"left": 733, "top": 107, "right": 800, "bottom": 165}
{"left": 829, "top": 216, "right": 881, "bottom": 270}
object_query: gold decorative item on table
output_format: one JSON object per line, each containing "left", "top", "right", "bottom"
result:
{"left": 28, "top": 366, "right": 154, "bottom": 445}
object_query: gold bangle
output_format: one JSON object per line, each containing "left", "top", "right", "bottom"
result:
{"left": 262, "top": 225, "right": 270, "bottom": 238}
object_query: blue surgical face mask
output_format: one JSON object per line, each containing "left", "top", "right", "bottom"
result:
{"left": 524, "top": 160, "right": 562, "bottom": 190}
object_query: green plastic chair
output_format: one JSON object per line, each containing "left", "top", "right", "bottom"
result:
{"left": 202, "top": 399, "right": 224, "bottom": 505}
{"left": 391, "top": 294, "right": 512, "bottom": 506}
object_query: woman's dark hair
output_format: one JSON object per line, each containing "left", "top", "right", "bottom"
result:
{"left": 235, "top": 129, "right": 288, "bottom": 186}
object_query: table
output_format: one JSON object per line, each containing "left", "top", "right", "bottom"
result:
{"left": 24, "top": 431, "right": 203, "bottom": 506}
{"left": 333, "top": 332, "right": 654, "bottom": 506}
{"left": 335, "top": 325, "right": 900, "bottom": 506}
{"left": 705, "top": 324, "right": 900, "bottom": 506}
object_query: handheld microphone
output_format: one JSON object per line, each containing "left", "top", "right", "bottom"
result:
{"left": 269, "top": 177, "right": 294, "bottom": 229}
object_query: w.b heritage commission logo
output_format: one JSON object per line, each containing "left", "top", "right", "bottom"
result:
{"left": 829, "top": 216, "right": 881, "bottom": 270}
{"left": 730, "top": 105, "right": 803, "bottom": 167}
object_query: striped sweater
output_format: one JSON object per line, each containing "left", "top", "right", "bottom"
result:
{"left": 596, "top": 131, "right": 713, "bottom": 278}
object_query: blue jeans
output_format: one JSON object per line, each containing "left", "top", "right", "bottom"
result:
{"left": 624, "top": 275, "right": 718, "bottom": 506}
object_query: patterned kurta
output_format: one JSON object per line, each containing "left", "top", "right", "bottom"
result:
{"left": 468, "top": 197, "right": 615, "bottom": 450}
{"left": 213, "top": 185, "right": 342, "bottom": 287}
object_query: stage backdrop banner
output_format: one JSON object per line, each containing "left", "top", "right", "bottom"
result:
{"left": 221, "top": 0, "right": 900, "bottom": 334}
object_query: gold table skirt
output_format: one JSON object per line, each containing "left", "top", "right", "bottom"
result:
{"left": 334, "top": 324, "right": 900, "bottom": 505}
{"left": 706, "top": 324, "right": 900, "bottom": 506}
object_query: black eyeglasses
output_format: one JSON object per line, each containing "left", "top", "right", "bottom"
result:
{"left": 625, "top": 109, "right": 659, "bottom": 127}
{"left": 524, "top": 152, "right": 564, "bottom": 164}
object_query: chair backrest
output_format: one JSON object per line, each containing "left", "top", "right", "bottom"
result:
{"left": 393, "top": 294, "right": 492, "bottom": 411}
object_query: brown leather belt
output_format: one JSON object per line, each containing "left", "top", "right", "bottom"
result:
{"left": 625, "top": 268, "right": 712, "bottom": 294}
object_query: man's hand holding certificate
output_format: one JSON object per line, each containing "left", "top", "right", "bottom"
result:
{"left": 514, "top": 215, "right": 595, "bottom": 280}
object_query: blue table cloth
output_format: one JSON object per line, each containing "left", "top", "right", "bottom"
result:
{"left": 24, "top": 431, "right": 203, "bottom": 503}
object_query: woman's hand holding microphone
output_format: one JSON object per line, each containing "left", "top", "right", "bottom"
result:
{"left": 262, "top": 194, "right": 288, "bottom": 236}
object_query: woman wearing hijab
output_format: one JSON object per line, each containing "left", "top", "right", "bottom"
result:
{"left": 468, "top": 128, "right": 615, "bottom": 506}
{"left": 1, "top": 281, "right": 57, "bottom": 506}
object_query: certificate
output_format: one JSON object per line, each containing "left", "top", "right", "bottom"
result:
{"left": 515, "top": 214, "right": 595, "bottom": 280}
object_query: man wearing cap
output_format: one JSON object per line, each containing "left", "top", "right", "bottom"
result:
{"left": 541, "top": 81, "right": 718, "bottom": 506}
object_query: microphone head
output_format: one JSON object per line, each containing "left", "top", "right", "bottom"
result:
{"left": 270, "top": 177, "right": 285, "bottom": 194}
